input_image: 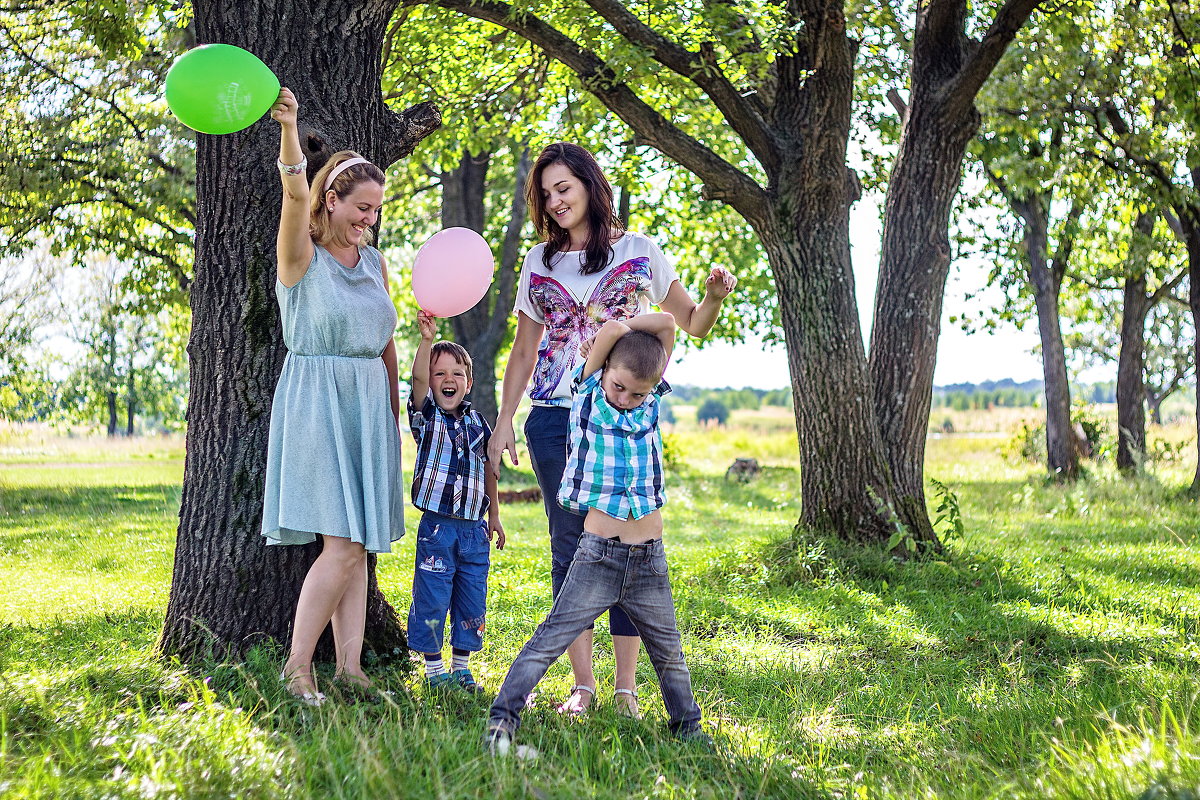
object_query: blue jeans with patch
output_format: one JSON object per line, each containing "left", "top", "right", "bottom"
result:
{"left": 489, "top": 533, "right": 702, "bottom": 735}
{"left": 524, "top": 405, "right": 639, "bottom": 637}
{"left": 407, "top": 511, "right": 491, "bottom": 653}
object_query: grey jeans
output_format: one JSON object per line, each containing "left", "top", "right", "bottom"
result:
{"left": 489, "top": 533, "right": 702, "bottom": 734}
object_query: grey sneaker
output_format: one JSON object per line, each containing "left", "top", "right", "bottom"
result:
{"left": 675, "top": 727, "right": 714, "bottom": 748}
{"left": 485, "top": 725, "right": 539, "bottom": 760}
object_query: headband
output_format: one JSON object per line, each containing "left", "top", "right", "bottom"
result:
{"left": 323, "top": 157, "right": 371, "bottom": 193}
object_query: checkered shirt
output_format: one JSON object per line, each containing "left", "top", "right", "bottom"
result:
{"left": 557, "top": 365, "right": 670, "bottom": 520}
{"left": 409, "top": 391, "right": 491, "bottom": 520}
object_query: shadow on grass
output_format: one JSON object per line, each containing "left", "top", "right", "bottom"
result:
{"left": 2, "top": 615, "right": 832, "bottom": 800}
{"left": 0, "top": 482, "right": 182, "bottom": 526}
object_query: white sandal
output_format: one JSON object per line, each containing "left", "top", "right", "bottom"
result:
{"left": 557, "top": 684, "right": 596, "bottom": 715}
{"left": 614, "top": 687, "right": 641, "bottom": 719}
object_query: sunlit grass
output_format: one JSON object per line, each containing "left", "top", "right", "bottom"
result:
{"left": 2, "top": 417, "right": 1199, "bottom": 798}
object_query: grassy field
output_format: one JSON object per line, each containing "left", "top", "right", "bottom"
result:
{"left": 1, "top": 412, "right": 1199, "bottom": 799}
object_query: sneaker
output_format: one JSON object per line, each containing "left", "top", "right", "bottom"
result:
{"left": 425, "top": 671, "right": 459, "bottom": 691}
{"left": 485, "top": 725, "right": 538, "bottom": 761}
{"left": 452, "top": 668, "right": 485, "bottom": 694}
{"left": 675, "top": 727, "right": 714, "bottom": 748}
{"left": 484, "top": 725, "right": 512, "bottom": 756}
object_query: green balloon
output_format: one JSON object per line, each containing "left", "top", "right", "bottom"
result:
{"left": 165, "top": 44, "right": 280, "bottom": 135}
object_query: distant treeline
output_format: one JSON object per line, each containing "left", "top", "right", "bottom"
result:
{"left": 668, "top": 385, "right": 792, "bottom": 410}
{"left": 669, "top": 379, "right": 1152, "bottom": 415}
{"left": 934, "top": 379, "right": 1122, "bottom": 410}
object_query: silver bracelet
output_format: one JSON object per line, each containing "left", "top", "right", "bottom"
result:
{"left": 277, "top": 157, "right": 307, "bottom": 176}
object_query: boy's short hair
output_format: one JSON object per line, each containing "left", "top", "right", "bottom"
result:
{"left": 431, "top": 341, "right": 473, "bottom": 383}
{"left": 606, "top": 330, "right": 667, "bottom": 383}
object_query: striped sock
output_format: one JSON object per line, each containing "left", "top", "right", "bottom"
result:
{"left": 423, "top": 654, "right": 445, "bottom": 677}
{"left": 451, "top": 649, "right": 470, "bottom": 672}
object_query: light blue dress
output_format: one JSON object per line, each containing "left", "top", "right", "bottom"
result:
{"left": 261, "top": 244, "right": 405, "bottom": 553}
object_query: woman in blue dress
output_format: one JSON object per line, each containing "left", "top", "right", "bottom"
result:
{"left": 262, "top": 88, "right": 405, "bottom": 704}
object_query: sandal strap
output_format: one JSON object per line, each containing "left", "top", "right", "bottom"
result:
{"left": 571, "top": 684, "right": 596, "bottom": 697}
{"left": 614, "top": 688, "right": 638, "bottom": 698}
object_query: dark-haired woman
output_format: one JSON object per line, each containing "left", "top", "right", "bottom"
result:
{"left": 488, "top": 142, "right": 735, "bottom": 717}
{"left": 262, "top": 88, "right": 405, "bottom": 704}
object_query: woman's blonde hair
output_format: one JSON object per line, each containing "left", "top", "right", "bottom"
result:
{"left": 308, "top": 151, "right": 386, "bottom": 246}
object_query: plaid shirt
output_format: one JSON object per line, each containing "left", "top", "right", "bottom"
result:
{"left": 409, "top": 392, "right": 491, "bottom": 520}
{"left": 558, "top": 365, "right": 670, "bottom": 520}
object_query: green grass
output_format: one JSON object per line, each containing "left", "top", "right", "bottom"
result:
{"left": 1, "top": 422, "right": 1199, "bottom": 798}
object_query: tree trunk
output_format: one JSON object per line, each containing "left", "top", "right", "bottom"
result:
{"left": 107, "top": 391, "right": 118, "bottom": 437}
{"left": 1182, "top": 210, "right": 1200, "bottom": 495}
{"left": 1023, "top": 211, "right": 1077, "bottom": 479}
{"left": 870, "top": 107, "right": 976, "bottom": 543}
{"left": 869, "top": 22, "right": 982, "bottom": 545}
{"left": 760, "top": 48, "right": 921, "bottom": 546}
{"left": 160, "top": 0, "right": 440, "bottom": 663}
{"left": 126, "top": 348, "right": 137, "bottom": 437}
{"left": 1116, "top": 272, "right": 1149, "bottom": 473}
{"left": 442, "top": 146, "right": 529, "bottom": 426}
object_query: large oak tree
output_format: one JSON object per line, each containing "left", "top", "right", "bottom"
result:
{"left": 409, "top": 0, "right": 1042, "bottom": 545}
{"left": 158, "top": 0, "right": 439, "bottom": 661}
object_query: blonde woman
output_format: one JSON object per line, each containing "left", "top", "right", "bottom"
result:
{"left": 261, "top": 88, "right": 404, "bottom": 704}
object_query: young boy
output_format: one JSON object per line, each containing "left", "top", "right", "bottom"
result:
{"left": 486, "top": 312, "right": 707, "bottom": 751}
{"left": 408, "top": 310, "right": 504, "bottom": 692}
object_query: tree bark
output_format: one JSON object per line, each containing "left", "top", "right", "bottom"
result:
{"left": 160, "top": 0, "right": 440, "bottom": 663}
{"left": 1015, "top": 194, "right": 1077, "bottom": 480}
{"left": 1116, "top": 272, "right": 1149, "bottom": 473}
{"left": 871, "top": 0, "right": 1040, "bottom": 539}
{"left": 107, "top": 391, "right": 118, "bottom": 437}
{"left": 1182, "top": 210, "right": 1200, "bottom": 495}
{"left": 756, "top": 38, "right": 918, "bottom": 545}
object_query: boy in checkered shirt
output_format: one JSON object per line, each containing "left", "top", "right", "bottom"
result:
{"left": 486, "top": 312, "right": 708, "bottom": 755}
{"left": 407, "top": 311, "right": 504, "bottom": 692}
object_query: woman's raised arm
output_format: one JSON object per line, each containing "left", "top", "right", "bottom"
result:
{"left": 272, "top": 88, "right": 314, "bottom": 287}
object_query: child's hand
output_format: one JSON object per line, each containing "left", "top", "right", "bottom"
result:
{"left": 579, "top": 334, "right": 595, "bottom": 359}
{"left": 704, "top": 266, "right": 737, "bottom": 301}
{"left": 488, "top": 516, "right": 505, "bottom": 550}
{"left": 271, "top": 87, "right": 298, "bottom": 127}
{"left": 417, "top": 310, "right": 437, "bottom": 341}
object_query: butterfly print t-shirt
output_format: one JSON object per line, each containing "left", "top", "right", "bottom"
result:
{"left": 514, "top": 232, "right": 679, "bottom": 405}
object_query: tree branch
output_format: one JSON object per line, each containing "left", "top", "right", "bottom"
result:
{"left": 377, "top": 100, "right": 442, "bottom": 167}
{"left": 580, "top": 0, "right": 779, "bottom": 173}
{"left": 411, "top": 0, "right": 768, "bottom": 222}
{"left": 0, "top": 20, "right": 186, "bottom": 180}
{"left": 1151, "top": 267, "right": 1189, "bottom": 306}
{"left": 945, "top": 0, "right": 1042, "bottom": 116}
{"left": 1050, "top": 199, "right": 1083, "bottom": 285}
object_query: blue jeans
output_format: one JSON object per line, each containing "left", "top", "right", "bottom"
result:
{"left": 524, "top": 405, "right": 638, "bottom": 637}
{"left": 489, "top": 533, "right": 702, "bottom": 735}
{"left": 406, "top": 511, "right": 490, "bottom": 653}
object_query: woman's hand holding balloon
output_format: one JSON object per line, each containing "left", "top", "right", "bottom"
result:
{"left": 271, "top": 87, "right": 298, "bottom": 128}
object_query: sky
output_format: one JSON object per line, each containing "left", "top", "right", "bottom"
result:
{"left": 667, "top": 191, "right": 1053, "bottom": 390}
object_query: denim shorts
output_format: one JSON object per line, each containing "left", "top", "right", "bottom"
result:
{"left": 406, "top": 511, "right": 490, "bottom": 653}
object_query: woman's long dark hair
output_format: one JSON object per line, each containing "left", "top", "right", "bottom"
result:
{"left": 526, "top": 142, "right": 623, "bottom": 274}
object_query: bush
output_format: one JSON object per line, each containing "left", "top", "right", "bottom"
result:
{"left": 696, "top": 396, "right": 729, "bottom": 426}
{"left": 1001, "top": 405, "right": 1111, "bottom": 464}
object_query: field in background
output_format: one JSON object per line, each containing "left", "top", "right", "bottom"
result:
{"left": 2, "top": 410, "right": 1199, "bottom": 799}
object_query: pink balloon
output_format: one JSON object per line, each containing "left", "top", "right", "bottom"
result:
{"left": 411, "top": 227, "right": 495, "bottom": 317}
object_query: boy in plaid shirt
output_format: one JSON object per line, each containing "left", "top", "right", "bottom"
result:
{"left": 407, "top": 311, "right": 504, "bottom": 692}
{"left": 486, "top": 312, "right": 707, "bottom": 754}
